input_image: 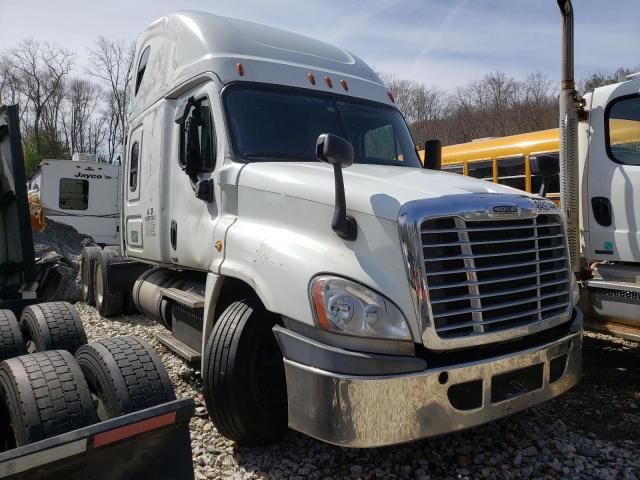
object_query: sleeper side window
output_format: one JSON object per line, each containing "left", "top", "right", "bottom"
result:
{"left": 179, "top": 97, "right": 216, "bottom": 173}
{"left": 607, "top": 94, "right": 640, "bottom": 166}
{"left": 59, "top": 178, "right": 89, "bottom": 210}
{"left": 135, "top": 46, "right": 151, "bottom": 95}
{"left": 130, "top": 141, "right": 140, "bottom": 192}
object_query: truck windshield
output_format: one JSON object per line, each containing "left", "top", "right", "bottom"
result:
{"left": 223, "top": 85, "right": 421, "bottom": 167}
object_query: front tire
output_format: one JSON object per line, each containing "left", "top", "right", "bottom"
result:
{"left": 203, "top": 299, "right": 287, "bottom": 446}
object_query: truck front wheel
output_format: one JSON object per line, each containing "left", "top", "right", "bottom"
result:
{"left": 203, "top": 299, "right": 288, "bottom": 446}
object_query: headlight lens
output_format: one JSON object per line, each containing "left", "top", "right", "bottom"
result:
{"left": 309, "top": 275, "right": 411, "bottom": 341}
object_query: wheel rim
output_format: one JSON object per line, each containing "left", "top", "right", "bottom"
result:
{"left": 95, "top": 263, "right": 104, "bottom": 308}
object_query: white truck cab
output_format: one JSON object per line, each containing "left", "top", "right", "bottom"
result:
{"left": 578, "top": 75, "right": 640, "bottom": 333}
{"left": 95, "top": 10, "right": 582, "bottom": 447}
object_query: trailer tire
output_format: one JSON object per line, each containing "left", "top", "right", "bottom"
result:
{"left": 203, "top": 299, "right": 287, "bottom": 446}
{"left": 0, "top": 350, "right": 98, "bottom": 448}
{"left": 20, "top": 302, "right": 88, "bottom": 355}
{"left": 81, "top": 246, "right": 102, "bottom": 305}
{"left": 0, "top": 310, "right": 26, "bottom": 362}
{"left": 94, "top": 249, "right": 123, "bottom": 317}
{"left": 76, "top": 336, "right": 175, "bottom": 420}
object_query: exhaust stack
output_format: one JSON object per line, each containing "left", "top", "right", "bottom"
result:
{"left": 557, "top": 0, "right": 580, "bottom": 273}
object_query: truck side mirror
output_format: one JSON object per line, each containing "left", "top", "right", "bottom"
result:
{"left": 316, "top": 133, "right": 357, "bottom": 241}
{"left": 423, "top": 139, "right": 442, "bottom": 170}
{"left": 530, "top": 154, "right": 559, "bottom": 198}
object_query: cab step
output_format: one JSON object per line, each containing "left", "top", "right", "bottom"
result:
{"left": 159, "top": 287, "right": 205, "bottom": 309}
{"left": 154, "top": 331, "right": 201, "bottom": 363}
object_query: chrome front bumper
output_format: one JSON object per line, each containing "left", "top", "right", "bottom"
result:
{"left": 284, "top": 311, "right": 582, "bottom": 448}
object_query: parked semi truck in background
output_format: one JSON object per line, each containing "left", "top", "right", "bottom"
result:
{"left": 420, "top": 73, "right": 640, "bottom": 340}
{"left": 82, "top": 2, "right": 583, "bottom": 447}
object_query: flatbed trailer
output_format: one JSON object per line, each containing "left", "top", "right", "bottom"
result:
{"left": 0, "top": 399, "right": 194, "bottom": 480}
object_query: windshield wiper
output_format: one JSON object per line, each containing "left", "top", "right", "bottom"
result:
{"left": 244, "top": 152, "right": 316, "bottom": 161}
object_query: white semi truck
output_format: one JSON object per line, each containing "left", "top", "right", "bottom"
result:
{"left": 82, "top": 3, "right": 583, "bottom": 447}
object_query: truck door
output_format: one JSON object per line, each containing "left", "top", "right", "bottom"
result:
{"left": 168, "top": 82, "right": 220, "bottom": 270}
{"left": 586, "top": 80, "right": 640, "bottom": 261}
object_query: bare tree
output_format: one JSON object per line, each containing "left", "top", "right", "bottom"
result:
{"left": 62, "top": 78, "right": 103, "bottom": 154}
{"left": 87, "top": 37, "right": 134, "bottom": 163}
{"left": 380, "top": 73, "right": 420, "bottom": 123}
{"left": 6, "top": 40, "right": 74, "bottom": 151}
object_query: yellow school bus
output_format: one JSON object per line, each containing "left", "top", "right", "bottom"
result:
{"left": 419, "top": 128, "right": 561, "bottom": 201}
{"left": 418, "top": 119, "right": 639, "bottom": 203}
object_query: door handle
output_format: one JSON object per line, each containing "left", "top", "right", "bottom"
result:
{"left": 591, "top": 197, "right": 612, "bottom": 227}
{"left": 170, "top": 220, "right": 177, "bottom": 250}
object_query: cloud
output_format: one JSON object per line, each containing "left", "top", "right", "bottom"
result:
{"left": 1, "top": 0, "right": 638, "bottom": 89}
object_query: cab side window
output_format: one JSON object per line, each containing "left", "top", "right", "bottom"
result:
{"left": 607, "top": 94, "right": 640, "bottom": 166}
{"left": 179, "top": 97, "right": 216, "bottom": 173}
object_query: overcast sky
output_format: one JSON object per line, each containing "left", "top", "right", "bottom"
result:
{"left": 1, "top": 0, "right": 638, "bottom": 89}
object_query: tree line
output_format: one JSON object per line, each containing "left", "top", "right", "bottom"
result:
{"left": 383, "top": 66, "right": 637, "bottom": 148}
{"left": 0, "top": 36, "right": 636, "bottom": 176}
{"left": 0, "top": 39, "right": 134, "bottom": 175}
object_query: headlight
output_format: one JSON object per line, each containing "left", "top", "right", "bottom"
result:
{"left": 309, "top": 275, "right": 411, "bottom": 341}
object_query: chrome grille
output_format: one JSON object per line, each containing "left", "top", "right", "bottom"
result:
{"left": 421, "top": 214, "right": 570, "bottom": 339}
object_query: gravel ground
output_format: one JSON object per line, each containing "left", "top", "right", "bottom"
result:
{"left": 77, "top": 302, "right": 640, "bottom": 480}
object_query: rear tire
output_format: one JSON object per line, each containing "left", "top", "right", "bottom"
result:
{"left": 81, "top": 246, "right": 102, "bottom": 305}
{"left": 203, "top": 299, "right": 287, "bottom": 446}
{"left": 94, "top": 249, "right": 123, "bottom": 317}
{"left": 0, "top": 310, "right": 26, "bottom": 362}
{"left": 75, "top": 336, "right": 175, "bottom": 420}
{"left": 0, "top": 350, "right": 98, "bottom": 448}
{"left": 20, "top": 302, "right": 88, "bottom": 354}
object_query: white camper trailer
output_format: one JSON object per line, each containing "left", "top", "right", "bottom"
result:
{"left": 29, "top": 160, "right": 120, "bottom": 245}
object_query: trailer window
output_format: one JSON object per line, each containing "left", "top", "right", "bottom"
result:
{"left": 130, "top": 141, "right": 139, "bottom": 192}
{"left": 59, "top": 178, "right": 89, "bottom": 210}
{"left": 606, "top": 94, "right": 640, "bottom": 166}
{"left": 179, "top": 97, "right": 216, "bottom": 172}
{"left": 467, "top": 160, "right": 493, "bottom": 181}
{"left": 497, "top": 156, "right": 525, "bottom": 190}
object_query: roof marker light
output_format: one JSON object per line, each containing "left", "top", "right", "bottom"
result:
{"left": 340, "top": 79, "right": 349, "bottom": 91}
{"left": 324, "top": 76, "right": 333, "bottom": 88}
{"left": 387, "top": 91, "right": 395, "bottom": 103}
{"left": 236, "top": 63, "right": 244, "bottom": 76}
{"left": 307, "top": 73, "right": 316, "bottom": 85}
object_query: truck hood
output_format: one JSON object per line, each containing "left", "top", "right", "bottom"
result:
{"left": 238, "top": 162, "right": 525, "bottom": 221}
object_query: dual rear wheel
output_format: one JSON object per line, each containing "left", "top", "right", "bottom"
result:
{"left": 0, "top": 303, "right": 174, "bottom": 450}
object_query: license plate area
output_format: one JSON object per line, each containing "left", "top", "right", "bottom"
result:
{"left": 491, "top": 363, "right": 543, "bottom": 403}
